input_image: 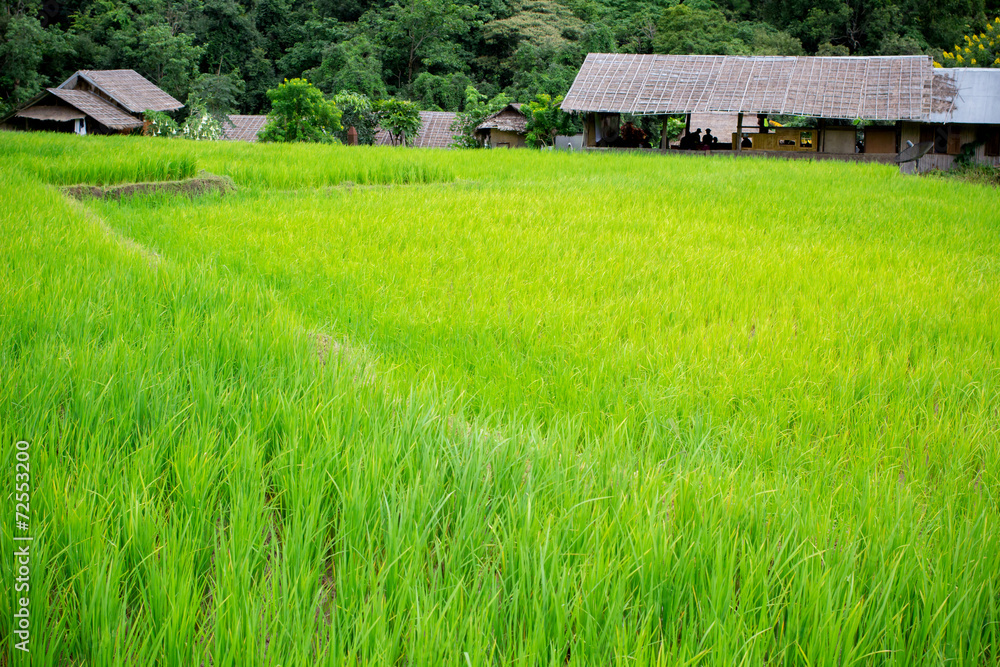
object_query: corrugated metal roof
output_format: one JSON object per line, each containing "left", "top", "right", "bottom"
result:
{"left": 58, "top": 70, "right": 184, "bottom": 113}
{"left": 45, "top": 88, "right": 144, "bottom": 130}
{"left": 375, "top": 111, "right": 458, "bottom": 148}
{"left": 927, "top": 68, "right": 1000, "bottom": 124}
{"left": 221, "top": 115, "right": 268, "bottom": 142}
{"left": 561, "top": 54, "right": 935, "bottom": 121}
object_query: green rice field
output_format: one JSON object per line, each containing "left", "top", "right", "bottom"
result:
{"left": 2, "top": 131, "right": 999, "bottom": 665}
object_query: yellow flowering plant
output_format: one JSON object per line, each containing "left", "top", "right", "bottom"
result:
{"left": 938, "top": 18, "right": 1000, "bottom": 67}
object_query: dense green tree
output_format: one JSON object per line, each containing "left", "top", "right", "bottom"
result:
{"left": 332, "top": 90, "right": 379, "bottom": 143}
{"left": 276, "top": 19, "right": 348, "bottom": 81}
{"left": 580, "top": 22, "right": 617, "bottom": 53}
{"left": 615, "top": 6, "right": 663, "bottom": 53}
{"left": 373, "top": 97, "right": 422, "bottom": 144}
{"left": 372, "top": 0, "right": 476, "bottom": 89}
{"left": 484, "top": 0, "right": 585, "bottom": 50}
{"left": 654, "top": 5, "right": 738, "bottom": 54}
{"left": 195, "top": 0, "right": 260, "bottom": 75}
{"left": 905, "top": 0, "right": 993, "bottom": 56}
{"left": 136, "top": 23, "right": 203, "bottom": 101}
{"left": 733, "top": 22, "right": 805, "bottom": 55}
{"left": 258, "top": 77, "right": 343, "bottom": 142}
{"left": 816, "top": 41, "right": 851, "bottom": 55}
{"left": 506, "top": 42, "right": 582, "bottom": 99}
{"left": 190, "top": 0, "right": 275, "bottom": 110}
{"left": 0, "top": 14, "right": 48, "bottom": 113}
{"left": 754, "top": 0, "right": 933, "bottom": 54}
{"left": 313, "top": 0, "right": 379, "bottom": 21}
{"left": 235, "top": 48, "right": 278, "bottom": 112}
{"left": 878, "top": 32, "right": 927, "bottom": 54}
{"left": 411, "top": 71, "right": 473, "bottom": 109}
{"left": 254, "top": 0, "right": 303, "bottom": 61}
{"left": 522, "top": 92, "right": 575, "bottom": 147}
{"left": 306, "top": 35, "right": 388, "bottom": 98}
{"left": 3, "top": 0, "right": 999, "bottom": 120}
{"left": 654, "top": 3, "right": 805, "bottom": 56}
{"left": 189, "top": 72, "right": 244, "bottom": 117}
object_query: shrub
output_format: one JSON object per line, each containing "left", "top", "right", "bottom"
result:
{"left": 332, "top": 91, "right": 378, "bottom": 145}
{"left": 523, "top": 93, "right": 575, "bottom": 148}
{"left": 180, "top": 100, "right": 225, "bottom": 141}
{"left": 144, "top": 110, "right": 180, "bottom": 137}
{"left": 258, "top": 78, "right": 343, "bottom": 144}
{"left": 373, "top": 98, "right": 422, "bottom": 147}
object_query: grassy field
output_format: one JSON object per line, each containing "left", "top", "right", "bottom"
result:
{"left": 1, "top": 131, "right": 999, "bottom": 666}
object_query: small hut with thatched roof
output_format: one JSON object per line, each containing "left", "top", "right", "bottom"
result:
{"left": 475, "top": 103, "right": 528, "bottom": 148}
{"left": 1, "top": 69, "right": 183, "bottom": 135}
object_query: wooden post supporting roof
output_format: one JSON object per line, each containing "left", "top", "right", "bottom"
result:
{"left": 736, "top": 113, "right": 744, "bottom": 151}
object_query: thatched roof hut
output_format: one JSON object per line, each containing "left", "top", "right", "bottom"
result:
{"left": 19, "top": 88, "right": 143, "bottom": 131}
{"left": 475, "top": 104, "right": 528, "bottom": 148}
{"left": 1, "top": 69, "right": 182, "bottom": 134}
{"left": 562, "top": 54, "right": 933, "bottom": 120}
{"left": 561, "top": 54, "right": 1000, "bottom": 171}
{"left": 57, "top": 70, "right": 184, "bottom": 114}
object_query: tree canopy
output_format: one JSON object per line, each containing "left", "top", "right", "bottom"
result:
{"left": 258, "top": 78, "right": 343, "bottom": 142}
{"left": 939, "top": 17, "right": 1000, "bottom": 66}
{"left": 2, "top": 0, "right": 998, "bottom": 118}
{"left": 523, "top": 93, "right": 575, "bottom": 147}
{"left": 373, "top": 97, "right": 422, "bottom": 145}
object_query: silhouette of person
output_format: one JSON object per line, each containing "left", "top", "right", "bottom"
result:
{"left": 741, "top": 134, "right": 752, "bottom": 148}
{"left": 703, "top": 129, "right": 717, "bottom": 147}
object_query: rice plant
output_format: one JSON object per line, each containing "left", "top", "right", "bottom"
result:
{"left": 1, "top": 131, "right": 998, "bottom": 666}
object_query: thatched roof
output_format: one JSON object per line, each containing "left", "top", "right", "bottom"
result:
{"left": 476, "top": 104, "right": 527, "bottom": 134}
{"left": 57, "top": 70, "right": 184, "bottom": 113}
{"left": 14, "top": 105, "right": 86, "bottom": 122}
{"left": 562, "top": 54, "right": 935, "bottom": 121}
{"left": 375, "top": 111, "right": 458, "bottom": 148}
{"left": 44, "top": 88, "right": 144, "bottom": 130}
{"left": 221, "top": 115, "right": 268, "bottom": 142}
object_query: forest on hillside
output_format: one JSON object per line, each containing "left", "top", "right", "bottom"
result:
{"left": 2, "top": 0, "right": 999, "bottom": 117}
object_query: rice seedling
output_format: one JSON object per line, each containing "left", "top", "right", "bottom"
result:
{"left": 1, "top": 131, "right": 998, "bottom": 666}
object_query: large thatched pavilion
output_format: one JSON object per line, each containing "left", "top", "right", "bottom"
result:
{"left": 561, "top": 54, "right": 1000, "bottom": 171}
